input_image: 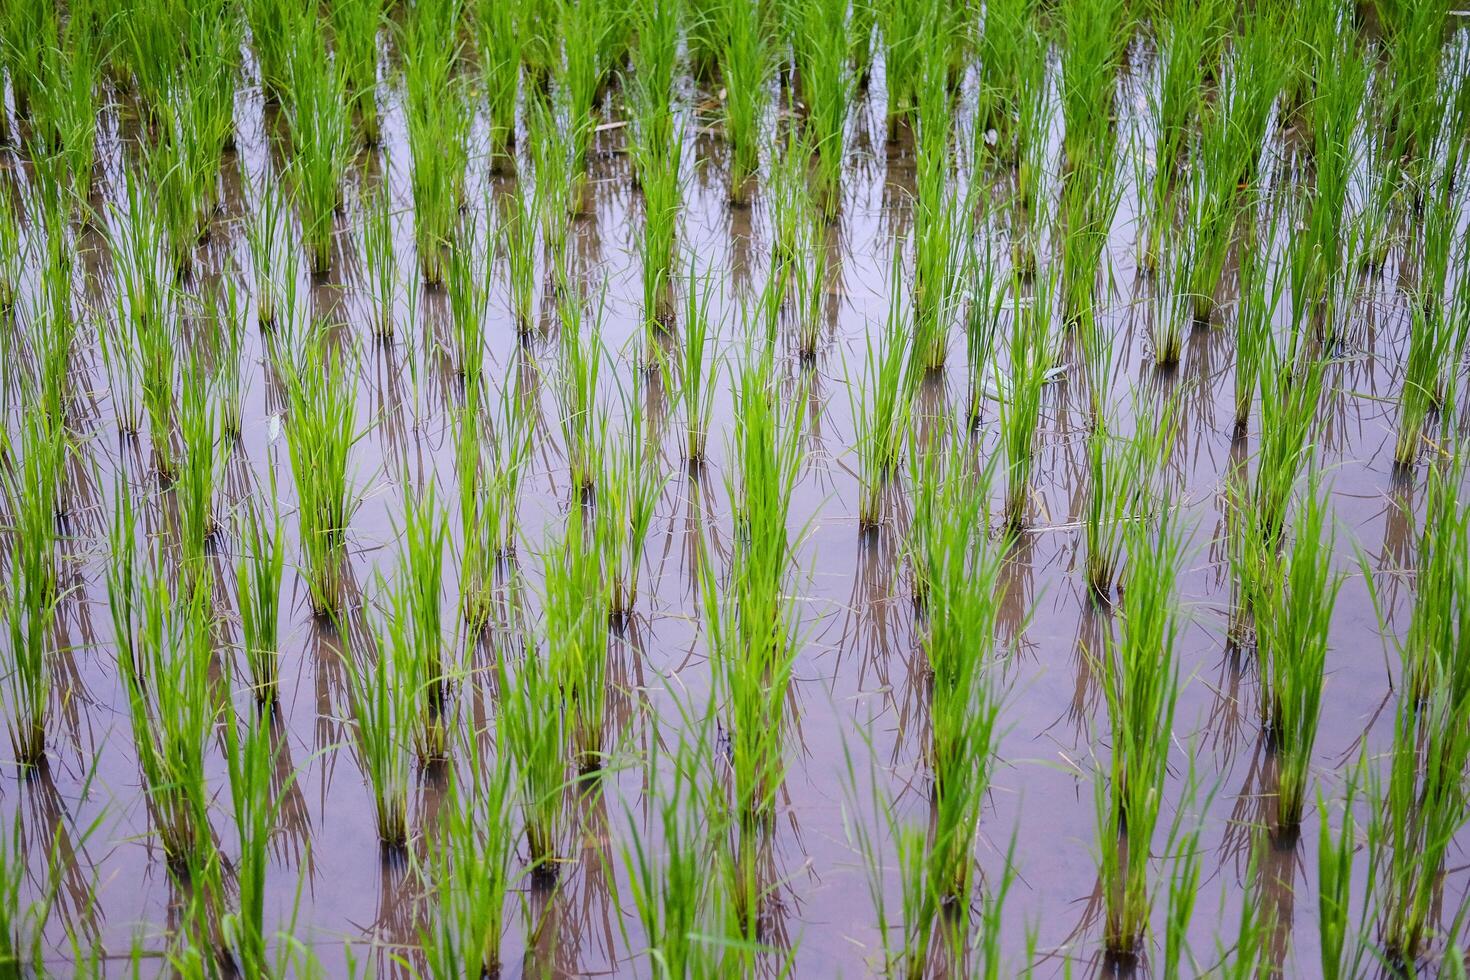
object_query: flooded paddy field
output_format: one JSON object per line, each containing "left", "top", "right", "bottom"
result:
{"left": 2, "top": 0, "right": 1470, "bottom": 976}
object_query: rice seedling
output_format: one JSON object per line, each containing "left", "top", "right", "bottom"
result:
{"left": 1251, "top": 346, "right": 1324, "bottom": 549}
{"left": 281, "top": 334, "right": 361, "bottom": 618}
{"left": 1083, "top": 393, "right": 1177, "bottom": 601}
{"left": 213, "top": 277, "right": 248, "bottom": 442}
{"left": 976, "top": 0, "right": 1041, "bottom": 162}
{"left": 445, "top": 220, "right": 490, "bottom": 386}
{"left": 1058, "top": 147, "right": 1123, "bottom": 331}
{"left": 996, "top": 272, "right": 1054, "bottom": 532}
{"left": 911, "top": 49, "right": 971, "bottom": 369}
{"left": 917, "top": 455, "right": 1006, "bottom": 904}
{"left": 1, "top": 414, "right": 63, "bottom": 769}
{"left": 629, "top": 38, "right": 685, "bottom": 331}
{"left": 1058, "top": 0, "right": 1130, "bottom": 176}
{"left": 676, "top": 263, "right": 719, "bottom": 463}
{"left": 29, "top": 17, "right": 102, "bottom": 213}
{"left": 237, "top": 490, "right": 285, "bottom": 705}
{"left": 220, "top": 697, "right": 282, "bottom": 978}
{"left": 247, "top": 184, "right": 287, "bottom": 329}
{"left": 423, "top": 731, "right": 518, "bottom": 978}
{"left": 174, "top": 352, "right": 223, "bottom": 574}
{"left": 282, "top": 17, "right": 353, "bottom": 275}
{"left": 599, "top": 408, "right": 663, "bottom": 620}
{"left": 619, "top": 717, "right": 721, "bottom": 978}
{"left": 495, "top": 634, "right": 568, "bottom": 874}
{"left": 713, "top": 0, "right": 772, "bottom": 205}
{"left": 1397, "top": 455, "right": 1470, "bottom": 705}
{"left": 1318, "top": 774, "right": 1369, "bottom": 980}
{"left": 361, "top": 175, "right": 396, "bottom": 341}
{"left": 849, "top": 284, "right": 913, "bottom": 529}
{"left": 546, "top": 503, "right": 612, "bottom": 770}
{"left": 475, "top": 0, "right": 523, "bottom": 173}
{"left": 1097, "top": 508, "right": 1184, "bottom": 958}
{"left": 116, "top": 564, "right": 219, "bottom": 868}
{"left": 701, "top": 344, "right": 805, "bottom": 827}
{"left": 556, "top": 280, "right": 606, "bottom": 493}
{"left": 1257, "top": 474, "right": 1342, "bottom": 834}
{"left": 246, "top": 0, "right": 300, "bottom": 101}
{"left": 401, "top": 0, "right": 472, "bottom": 284}
{"left": 330, "top": 0, "right": 385, "bottom": 145}
{"left": 383, "top": 480, "right": 452, "bottom": 764}
{"left": 0, "top": 190, "right": 21, "bottom": 317}
{"left": 1230, "top": 226, "right": 1282, "bottom": 433}
{"left": 501, "top": 179, "right": 540, "bottom": 337}
{"left": 348, "top": 621, "right": 413, "bottom": 848}
{"left": 793, "top": 0, "right": 852, "bottom": 218}
{"left": 457, "top": 379, "right": 532, "bottom": 631}
{"left": 1372, "top": 683, "right": 1470, "bottom": 963}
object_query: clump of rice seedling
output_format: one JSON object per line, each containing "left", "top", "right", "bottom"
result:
{"left": 236, "top": 489, "right": 285, "bottom": 705}
{"left": 330, "top": 0, "right": 385, "bottom": 145}
{"left": 676, "top": 263, "right": 719, "bottom": 463}
{"left": 1251, "top": 345, "right": 1324, "bottom": 549}
{"left": 361, "top": 175, "right": 396, "bottom": 341}
{"left": 911, "top": 48, "right": 971, "bottom": 369}
{"left": 555, "top": 281, "right": 606, "bottom": 493}
{"left": 628, "top": 11, "right": 685, "bottom": 330}
{"left": 457, "top": 379, "right": 532, "bottom": 631}
{"left": 382, "top": 480, "right": 452, "bottom": 764}
{"left": 1318, "top": 775, "right": 1369, "bottom": 980}
{"left": 598, "top": 408, "right": 663, "bottom": 620}
{"left": 1397, "top": 455, "right": 1469, "bottom": 704}
{"left": 220, "top": 696, "right": 281, "bottom": 978}
{"left": 174, "top": 353, "right": 223, "bottom": 578}
{"left": 849, "top": 283, "right": 913, "bottom": 529}
{"left": 714, "top": 0, "right": 772, "bottom": 205}
{"left": 1289, "top": 29, "right": 1365, "bottom": 340}
{"left": 1257, "top": 474, "right": 1342, "bottom": 835}
{"left": 116, "top": 562, "right": 219, "bottom": 869}
{"left": 1058, "top": 0, "right": 1130, "bottom": 175}
{"left": 247, "top": 184, "right": 287, "bottom": 329}
{"left": 620, "top": 718, "right": 722, "bottom": 977}
{"left": 546, "top": 504, "right": 612, "bottom": 770}
{"left": 793, "top": 0, "right": 853, "bottom": 218}
{"left": 424, "top": 731, "right": 518, "bottom": 977}
{"left": 1372, "top": 681, "right": 1470, "bottom": 963}
{"left": 1, "top": 414, "right": 64, "bottom": 769}
{"left": 111, "top": 169, "right": 177, "bottom": 463}
{"left": 917, "top": 454, "right": 1006, "bottom": 903}
{"left": 1393, "top": 297, "right": 1462, "bottom": 469}
{"left": 474, "top": 0, "right": 523, "bottom": 173}
{"left": 1083, "top": 392, "right": 1177, "bottom": 601}
{"left": 0, "top": 190, "right": 22, "bottom": 316}
{"left": 1058, "top": 147, "right": 1123, "bottom": 331}
{"left": 976, "top": 0, "right": 1042, "bottom": 164}
{"left": 445, "top": 217, "right": 490, "bottom": 386}
{"left": 1097, "top": 509, "right": 1184, "bottom": 958}
{"left": 997, "top": 272, "right": 1054, "bottom": 532}
{"left": 1230, "top": 226, "right": 1281, "bottom": 433}
{"left": 282, "top": 334, "right": 360, "bottom": 618}
{"left": 348, "top": 623, "right": 413, "bottom": 849}
{"left": 496, "top": 637, "right": 568, "bottom": 874}
{"left": 552, "top": 0, "right": 612, "bottom": 218}
{"left": 401, "top": 0, "right": 472, "bottom": 284}
{"left": 701, "top": 344, "right": 805, "bottom": 826}
{"left": 212, "top": 277, "right": 248, "bottom": 443}
{"left": 874, "top": 0, "right": 926, "bottom": 142}
{"left": 500, "top": 180, "right": 540, "bottom": 337}
{"left": 282, "top": 17, "right": 353, "bottom": 275}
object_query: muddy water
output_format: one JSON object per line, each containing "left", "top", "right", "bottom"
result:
{"left": 3, "top": 29, "right": 1469, "bottom": 980}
